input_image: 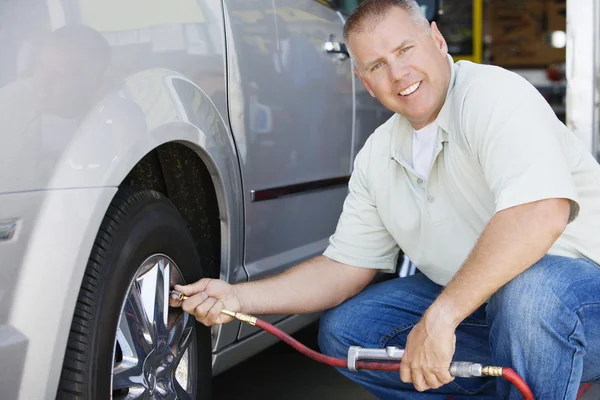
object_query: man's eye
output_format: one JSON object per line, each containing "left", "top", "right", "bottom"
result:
{"left": 371, "top": 62, "right": 384, "bottom": 71}
{"left": 399, "top": 46, "right": 414, "bottom": 54}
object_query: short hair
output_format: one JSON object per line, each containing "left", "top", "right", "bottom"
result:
{"left": 343, "top": 0, "right": 430, "bottom": 51}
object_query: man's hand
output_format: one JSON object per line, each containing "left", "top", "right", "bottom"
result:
{"left": 169, "top": 279, "right": 243, "bottom": 326}
{"left": 400, "top": 315, "right": 456, "bottom": 392}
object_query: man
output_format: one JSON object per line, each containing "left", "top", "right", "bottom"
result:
{"left": 171, "top": 1, "right": 600, "bottom": 398}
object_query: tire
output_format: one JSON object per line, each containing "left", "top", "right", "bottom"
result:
{"left": 57, "top": 187, "right": 212, "bottom": 399}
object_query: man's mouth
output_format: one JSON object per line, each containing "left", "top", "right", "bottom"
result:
{"left": 399, "top": 81, "right": 421, "bottom": 96}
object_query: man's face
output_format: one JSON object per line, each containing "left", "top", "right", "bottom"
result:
{"left": 349, "top": 7, "right": 450, "bottom": 129}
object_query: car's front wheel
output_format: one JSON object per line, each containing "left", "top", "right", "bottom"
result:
{"left": 57, "top": 188, "right": 211, "bottom": 399}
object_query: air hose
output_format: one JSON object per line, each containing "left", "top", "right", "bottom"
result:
{"left": 221, "top": 308, "right": 534, "bottom": 399}
{"left": 171, "top": 291, "right": 534, "bottom": 399}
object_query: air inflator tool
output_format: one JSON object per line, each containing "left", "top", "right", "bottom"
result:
{"left": 171, "top": 290, "right": 534, "bottom": 399}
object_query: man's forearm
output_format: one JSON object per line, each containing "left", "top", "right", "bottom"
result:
{"left": 426, "top": 198, "right": 571, "bottom": 328}
{"left": 234, "top": 255, "right": 377, "bottom": 315}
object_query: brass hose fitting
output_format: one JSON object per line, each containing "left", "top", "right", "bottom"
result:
{"left": 170, "top": 290, "right": 256, "bottom": 325}
{"left": 221, "top": 309, "right": 257, "bottom": 325}
{"left": 482, "top": 366, "right": 503, "bottom": 377}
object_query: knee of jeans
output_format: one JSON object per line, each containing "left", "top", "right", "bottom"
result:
{"left": 318, "top": 305, "right": 354, "bottom": 358}
{"left": 487, "top": 263, "right": 572, "bottom": 334}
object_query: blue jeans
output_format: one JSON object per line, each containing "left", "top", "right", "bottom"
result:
{"left": 318, "top": 255, "right": 600, "bottom": 399}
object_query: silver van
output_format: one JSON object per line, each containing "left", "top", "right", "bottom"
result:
{"left": 0, "top": 0, "right": 393, "bottom": 398}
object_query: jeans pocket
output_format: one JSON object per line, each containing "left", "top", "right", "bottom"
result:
{"left": 380, "top": 321, "right": 418, "bottom": 349}
{"left": 381, "top": 320, "right": 495, "bottom": 397}
{"left": 447, "top": 377, "right": 496, "bottom": 396}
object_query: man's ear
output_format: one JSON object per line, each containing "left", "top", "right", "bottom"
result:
{"left": 430, "top": 22, "right": 448, "bottom": 55}
{"left": 354, "top": 68, "right": 375, "bottom": 97}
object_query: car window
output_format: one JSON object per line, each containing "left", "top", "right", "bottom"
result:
{"left": 338, "top": 0, "right": 361, "bottom": 14}
{"left": 337, "top": 0, "right": 436, "bottom": 21}
{"left": 314, "top": 0, "right": 337, "bottom": 8}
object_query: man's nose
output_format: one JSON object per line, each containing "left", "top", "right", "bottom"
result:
{"left": 389, "top": 59, "right": 410, "bottom": 82}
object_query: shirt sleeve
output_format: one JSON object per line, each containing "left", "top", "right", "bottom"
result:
{"left": 323, "top": 140, "right": 399, "bottom": 272}
{"left": 462, "top": 71, "right": 580, "bottom": 222}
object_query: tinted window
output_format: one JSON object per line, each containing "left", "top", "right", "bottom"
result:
{"left": 337, "top": 0, "right": 436, "bottom": 21}
{"left": 338, "top": 0, "right": 360, "bottom": 14}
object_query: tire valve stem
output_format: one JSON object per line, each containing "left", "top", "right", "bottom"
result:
{"left": 169, "top": 290, "right": 257, "bottom": 326}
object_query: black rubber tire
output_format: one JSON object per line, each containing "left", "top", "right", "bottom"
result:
{"left": 56, "top": 187, "right": 212, "bottom": 399}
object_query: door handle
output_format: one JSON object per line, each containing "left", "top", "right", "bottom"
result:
{"left": 323, "top": 41, "right": 350, "bottom": 59}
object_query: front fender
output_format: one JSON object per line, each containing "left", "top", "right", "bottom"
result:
{"left": 50, "top": 69, "right": 241, "bottom": 192}
{"left": 4, "top": 71, "right": 246, "bottom": 399}
{"left": 48, "top": 68, "right": 246, "bottom": 283}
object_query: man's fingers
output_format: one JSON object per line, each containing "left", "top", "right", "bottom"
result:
{"left": 399, "top": 360, "right": 412, "bottom": 383}
{"left": 434, "top": 369, "right": 454, "bottom": 386}
{"left": 194, "top": 297, "right": 218, "bottom": 323}
{"left": 207, "top": 301, "right": 227, "bottom": 324}
{"left": 412, "top": 371, "right": 430, "bottom": 392}
{"left": 423, "top": 372, "right": 443, "bottom": 390}
{"left": 181, "top": 292, "right": 209, "bottom": 316}
{"left": 174, "top": 279, "right": 211, "bottom": 297}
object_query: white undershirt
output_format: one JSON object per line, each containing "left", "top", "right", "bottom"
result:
{"left": 411, "top": 122, "right": 438, "bottom": 179}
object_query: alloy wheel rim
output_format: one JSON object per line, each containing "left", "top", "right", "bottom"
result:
{"left": 111, "top": 254, "right": 197, "bottom": 399}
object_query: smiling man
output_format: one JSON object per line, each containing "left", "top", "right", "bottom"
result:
{"left": 316, "top": 0, "right": 600, "bottom": 398}
{"left": 171, "top": 1, "right": 600, "bottom": 398}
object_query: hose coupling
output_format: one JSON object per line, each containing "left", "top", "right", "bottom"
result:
{"left": 449, "top": 362, "right": 483, "bottom": 378}
{"left": 482, "top": 366, "right": 503, "bottom": 377}
{"left": 221, "top": 309, "right": 257, "bottom": 326}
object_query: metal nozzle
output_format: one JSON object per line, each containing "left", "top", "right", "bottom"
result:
{"left": 169, "top": 291, "right": 256, "bottom": 325}
{"left": 220, "top": 309, "right": 236, "bottom": 318}
{"left": 170, "top": 290, "right": 188, "bottom": 301}
{"left": 222, "top": 310, "right": 257, "bottom": 325}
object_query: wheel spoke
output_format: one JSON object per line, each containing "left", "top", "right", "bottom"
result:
{"left": 174, "top": 379, "right": 193, "bottom": 400}
{"left": 137, "top": 258, "right": 171, "bottom": 348}
{"left": 114, "top": 386, "right": 146, "bottom": 400}
{"left": 112, "top": 358, "right": 145, "bottom": 392}
{"left": 116, "top": 286, "right": 154, "bottom": 367}
{"left": 168, "top": 312, "right": 195, "bottom": 364}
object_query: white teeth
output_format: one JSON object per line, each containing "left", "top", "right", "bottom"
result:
{"left": 400, "top": 81, "right": 421, "bottom": 96}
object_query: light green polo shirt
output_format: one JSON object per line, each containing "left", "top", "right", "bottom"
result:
{"left": 324, "top": 55, "right": 600, "bottom": 286}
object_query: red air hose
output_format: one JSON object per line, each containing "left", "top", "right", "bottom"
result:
{"left": 256, "top": 318, "right": 400, "bottom": 371}
{"left": 170, "top": 291, "right": 536, "bottom": 399}
{"left": 255, "top": 318, "right": 534, "bottom": 399}
{"left": 502, "top": 368, "right": 534, "bottom": 399}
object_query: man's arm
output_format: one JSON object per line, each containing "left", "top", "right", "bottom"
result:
{"left": 173, "top": 255, "right": 378, "bottom": 325}
{"left": 425, "top": 197, "right": 570, "bottom": 329}
{"left": 400, "top": 197, "right": 571, "bottom": 392}
{"left": 237, "top": 255, "right": 378, "bottom": 315}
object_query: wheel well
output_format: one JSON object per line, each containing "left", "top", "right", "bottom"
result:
{"left": 121, "top": 142, "right": 221, "bottom": 279}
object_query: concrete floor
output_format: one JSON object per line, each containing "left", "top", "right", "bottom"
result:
{"left": 212, "top": 322, "right": 600, "bottom": 400}
{"left": 212, "top": 322, "right": 376, "bottom": 400}
{"left": 581, "top": 385, "right": 600, "bottom": 400}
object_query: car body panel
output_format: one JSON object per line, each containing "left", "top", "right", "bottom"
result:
{"left": 2, "top": 188, "right": 116, "bottom": 399}
{"left": 0, "top": 0, "right": 393, "bottom": 396}
{"left": 224, "top": 1, "right": 353, "bottom": 297}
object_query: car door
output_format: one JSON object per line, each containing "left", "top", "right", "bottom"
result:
{"left": 336, "top": 0, "right": 395, "bottom": 155}
{"left": 224, "top": 0, "right": 353, "bottom": 300}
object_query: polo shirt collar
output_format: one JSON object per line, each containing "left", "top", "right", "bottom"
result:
{"left": 390, "top": 54, "right": 456, "bottom": 162}
{"left": 435, "top": 54, "right": 458, "bottom": 138}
